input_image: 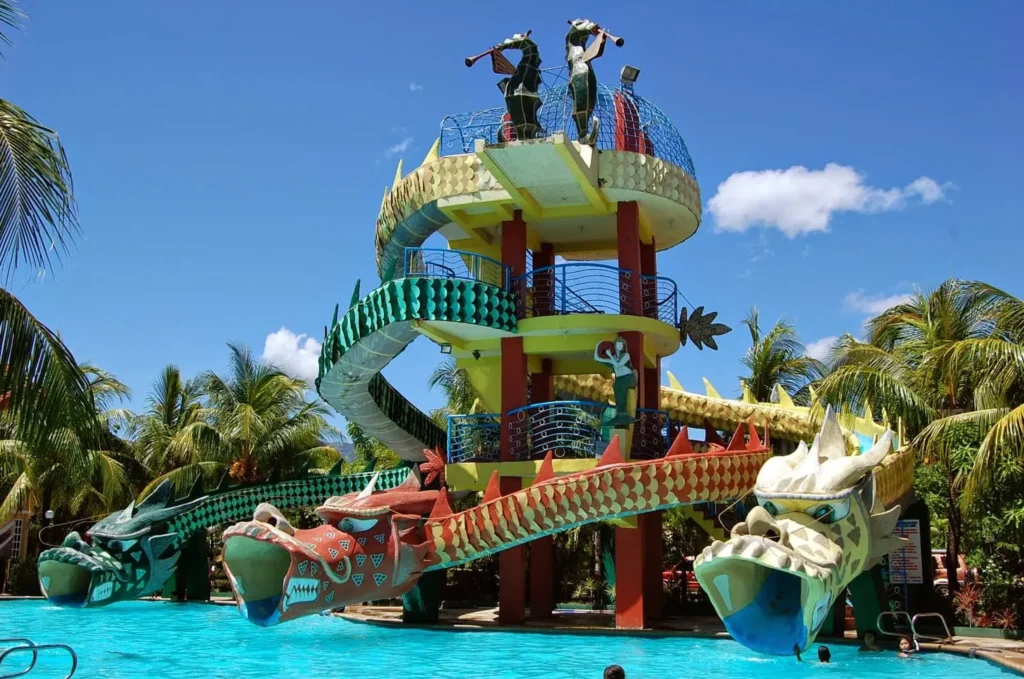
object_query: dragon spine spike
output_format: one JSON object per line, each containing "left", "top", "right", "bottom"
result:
{"left": 328, "top": 457, "right": 344, "bottom": 476}
{"left": 186, "top": 474, "right": 205, "bottom": 501}
{"left": 533, "top": 452, "right": 556, "bottom": 485}
{"left": 482, "top": 471, "right": 502, "bottom": 503}
{"left": 727, "top": 422, "right": 747, "bottom": 451}
{"left": 429, "top": 486, "right": 454, "bottom": 519}
{"left": 356, "top": 472, "right": 381, "bottom": 499}
{"left": 392, "top": 159, "right": 403, "bottom": 187}
{"left": 596, "top": 435, "right": 624, "bottom": 467}
{"left": 666, "top": 427, "right": 696, "bottom": 458}
{"left": 746, "top": 419, "right": 762, "bottom": 450}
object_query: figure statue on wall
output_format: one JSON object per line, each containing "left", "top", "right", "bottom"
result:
{"left": 565, "top": 19, "right": 624, "bottom": 145}
{"left": 594, "top": 337, "right": 637, "bottom": 426}
{"left": 465, "top": 31, "right": 544, "bottom": 142}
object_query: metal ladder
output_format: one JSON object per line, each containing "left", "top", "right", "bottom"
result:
{"left": 0, "top": 638, "right": 77, "bottom": 679}
{"left": 876, "top": 611, "right": 954, "bottom": 647}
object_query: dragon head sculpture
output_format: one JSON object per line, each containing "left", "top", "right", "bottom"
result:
{"left": 221, "top": 471, "right": 437, "bottom": 626}
{"left": 37, "top": 480, "right": 197, "bottom": 607}
{"left": 694, "top": 407, "right": 905, "bottom": 655}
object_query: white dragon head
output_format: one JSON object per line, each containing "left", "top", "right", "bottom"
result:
{"left": 695, "top": 406, "right": 906, "bottom": 655}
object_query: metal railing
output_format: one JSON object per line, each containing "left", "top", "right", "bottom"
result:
{"left": 438, "top": 66, "right": 697, "bottom": 179}
{"left": 911, "top": 613, "right": 954, "bottom": 644}
{"left": 0, "top": 639, "right": 77, "bottom": 678}
{"left": 514, "top": 263, "right": 680, "bottom": 323}
{"left": 447, "top": 400, "right": 611, "bottom": 463}
{"left": 447, "top": 414, "right": 501, "bottom": 463}
{"left": 506, "top": 400, "right": 609, "bottom": 461}
{"left": 632, "top": 408, "right": 670, "bottom": 460}
{"left": 640, "top": 274, "right": 679, "bottom": 325}
{"left": 877, "top": 611, "right": 913, "bottom": 639}
{"left": 403, "top": 247, "right": 510, "bottom": 290}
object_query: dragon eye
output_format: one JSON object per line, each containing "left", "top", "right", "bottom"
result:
{"left": 339, "top": 518, "right": 353, "bottom": 532}
{"left": 762, "top": 501, "right": 778, "bottom": 517}
{"left": 811, "top": 505, "right": 835, "bottom": 523}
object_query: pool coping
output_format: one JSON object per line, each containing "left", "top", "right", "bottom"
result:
{"left": 338, "top": 606, "right": 1024, "bottom": 675}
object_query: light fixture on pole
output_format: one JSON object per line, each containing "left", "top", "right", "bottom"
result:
{"left": 620, "top": 65, "right": 640, "bottom": 87}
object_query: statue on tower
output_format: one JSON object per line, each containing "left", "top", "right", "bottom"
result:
{"left": 565, "top": 19, "right": 624, "bottom": 145}
{"left": 465, "top": 31, "right": 544, "bottom": 142}
{"left": 595, "top": 337, "right": 637, "bottom": 426}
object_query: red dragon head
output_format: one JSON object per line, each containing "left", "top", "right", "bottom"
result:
{"left": 221, "top": 470, "right": 439, "bottom": 626}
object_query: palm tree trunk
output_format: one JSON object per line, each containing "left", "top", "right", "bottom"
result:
{"left": 945, "top": 456, "right": 961, "bottom": 595}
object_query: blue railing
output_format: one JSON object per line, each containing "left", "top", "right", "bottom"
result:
{"left": 439, "top": 66, "right": 697, "bottom": 179}
{"left": 506, "top": 400, "right": 610, "bottom": 461}
{"left": 632, "top": 408, "right": 671, "bottom": 460}
{"left": 447, "top": 414, "right": 501, "bottom": 463}
{"left": 641, "top": 275, "right": 679, "bottom": 326}
{"left": 403, "top": 247, "right": 510, "bottom": 290}
{"left": 515, "top": 263, "right": 632, "bottom": 316}
{"left": 514, "top": 263, "right": 680, "bottom": 324}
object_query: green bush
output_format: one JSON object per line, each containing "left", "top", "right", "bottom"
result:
{"left": 6, "top": 556, "right": 41, "bottom": 596}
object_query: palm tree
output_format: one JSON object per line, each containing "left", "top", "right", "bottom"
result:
{"left": 427, "top": 357, "right": 480, "bottom": 424}
{"left": 739, "top": 307, "right": 824, "bottom": 404}
{"left": 129, "top": 365, "right": 210, "bottom": 480}
{"left": 815, "top": 279, "right": 1024, "bottom": 594}
{"left": 140, "top": 345, "right": 343, "bottom": 495}
{"left": 0, "top": 365, "right": 134, "bottom": 525}
{"left": 0, "top": 2, "right": 97, "bottom": 457}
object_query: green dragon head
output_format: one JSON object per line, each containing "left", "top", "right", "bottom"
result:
{"left": 37, "top": 480, "right": 200, "bottom": 607}
{"left": 694, "top": 407, "right": 905, "bottom": 655}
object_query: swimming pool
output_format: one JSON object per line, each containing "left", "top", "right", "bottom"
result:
{"left": 0, "top": 600, "right": 1015, "bottom": 679}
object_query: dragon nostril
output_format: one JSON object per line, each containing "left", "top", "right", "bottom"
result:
{"left": 764, "top": 528, "right": 780, "bottom": 541}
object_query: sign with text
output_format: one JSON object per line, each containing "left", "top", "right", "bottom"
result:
{"left": 888, "top": 519, "right": 924, "bottom": 584}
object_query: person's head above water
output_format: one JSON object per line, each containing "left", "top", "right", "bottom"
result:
{"left": 899, "top": 637, "right": 913, "bottom": 652}
{"left": 864, "top": 631, "right": 877, "bottom": 646}
{"left": 818, "top": 646, "right": 831, "bottom": 663}
{"left": 604, "top": 665, "right": 625, "bottom": 679}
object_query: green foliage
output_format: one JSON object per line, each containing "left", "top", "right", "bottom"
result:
{"left": 6, "top": 555, "right": 40, "bottom": 595}
{"left": 344, "top": 421, "right": 401, "bottom": 473}
{"left": 739, "top": 307, "right": 825, "bottom": 404}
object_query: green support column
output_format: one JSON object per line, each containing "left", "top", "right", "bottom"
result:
{"left": 402, "top": 570, "right": 443, "bottom": 623}
{"left": 849, "top": 566, "right": 888, "bottom": 638}
{"left": 181, "top": 530, "right": 211, "bottom": 602}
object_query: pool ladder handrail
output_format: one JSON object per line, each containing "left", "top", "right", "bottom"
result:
{"left": 0, "top": 638, "right": 77, "bottom": 679}
{"left": 0, "top": 641, "right": 36, "bottom": 679}
{"left": 911, "top": 612, "right": 954, "bottom": 644}
{"left": 875, "top": 611, "right": 954, "bottom": 647}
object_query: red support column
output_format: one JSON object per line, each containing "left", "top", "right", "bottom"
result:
{"left": 533, "top": 242, "right": 555, "bottom": 316}
{"left": 616, "top": 202, "right": 642, "bottom": 316}
{"left": 503, "top": 210, "right": 527, "bottom": 317}
{"left": 499, "top": 211, "right": 528, "bottom": 625}
{"left": 528, "top": 359, "right": 555, "bottom": 618}
{"left": 639, "top": 231, "right": 663, "bottom": 622}
{"left": 615, "top": 331, "right": 647, "bottom": 628}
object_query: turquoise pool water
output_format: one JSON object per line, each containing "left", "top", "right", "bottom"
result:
{"left": 0, "top": 600, "right": 1015, "bottom": 679}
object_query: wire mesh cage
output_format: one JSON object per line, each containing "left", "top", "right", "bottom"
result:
{"left": 440, "top": 67, "right": 696, "bottom": 178}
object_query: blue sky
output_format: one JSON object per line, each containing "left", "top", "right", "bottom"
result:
{"left": 7, "top": 1, "right": 1023, "bottom": 425}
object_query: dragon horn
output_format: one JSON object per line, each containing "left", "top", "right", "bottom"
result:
{"left": 356, "top": 471, "right": 381, "bottom": 499}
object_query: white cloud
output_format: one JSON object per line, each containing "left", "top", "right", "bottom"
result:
{"left": 708, "top": 163, "right": 953, "bottom": 237}
{"left": 409, "top": 82, "right": 424, "bottom": 92}
{"left": 805, "top": 336, "right": 839, "bottom": 361}
{"left": 843, "top": 290, "right": 914, "bottom": 315}
{"left": 262, "top": 328, "right": 321, "bottom": 385}
{"left": 384, "top": 137, "right": 413, "bottom": 159}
